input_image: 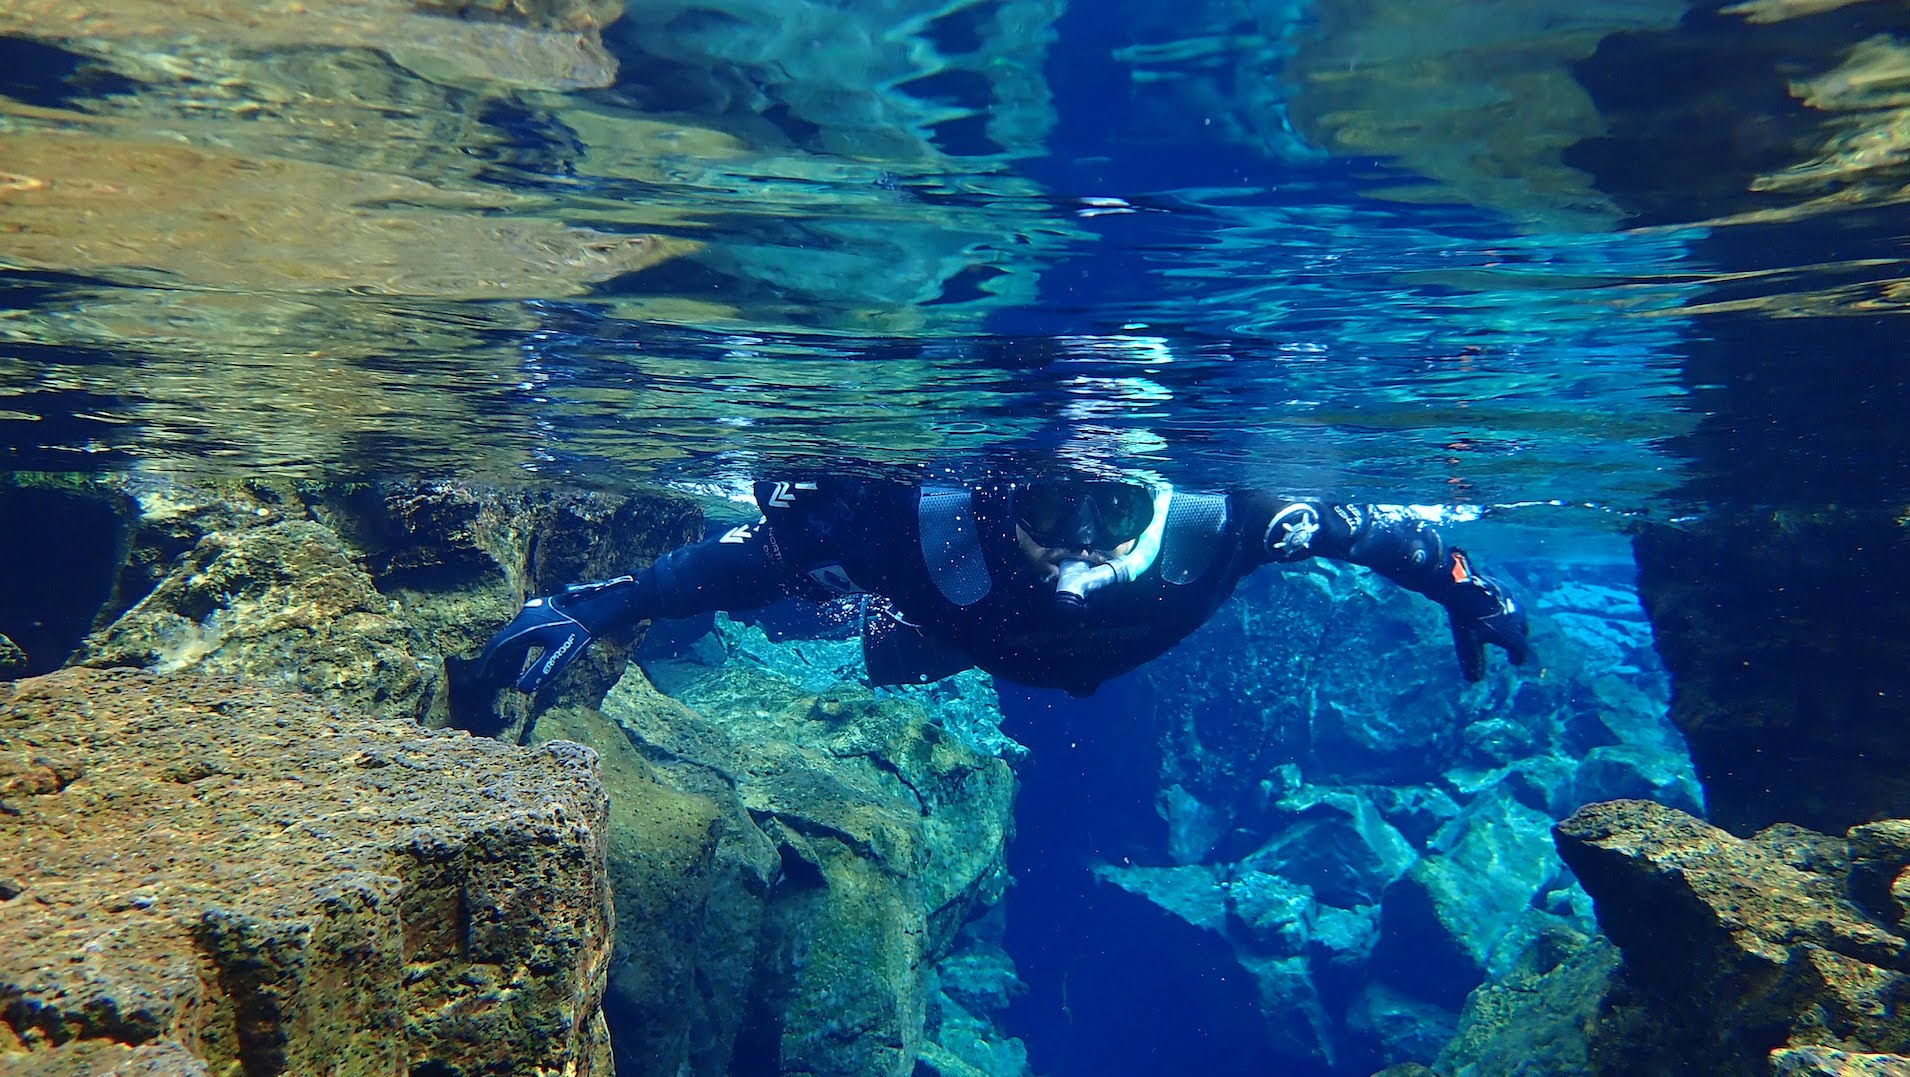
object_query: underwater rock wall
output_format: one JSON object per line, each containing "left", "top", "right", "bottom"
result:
{"left": 0, "top": 477, "right": 698, "bottom": 736}
{"left": 0, "top": 666, "right": 613, "bottom": 1077}
{"left": 588, "top": 643, "right": 1022, "bottom": 1077}
{"left": 1633, "top": 511, "right": 1910, "bottom": 835}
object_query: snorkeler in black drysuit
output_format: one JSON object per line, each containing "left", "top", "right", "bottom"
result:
{"left": 451, "top": 477, "right": 1528, "bottom": 728}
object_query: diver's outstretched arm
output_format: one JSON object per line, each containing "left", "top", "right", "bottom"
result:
{"left": 1237, "top": 496, "right": 1530, "bottom": 681}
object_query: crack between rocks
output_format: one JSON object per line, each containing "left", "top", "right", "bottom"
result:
{"left": 834, "top": 749, "right": 929, "bottom": 817}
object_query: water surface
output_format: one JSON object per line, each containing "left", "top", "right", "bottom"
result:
{"left": 2, "top": 0, "right": 1907, "bottom": 513}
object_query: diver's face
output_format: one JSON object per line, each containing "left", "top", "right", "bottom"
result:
{"left": 1009, "top": 480, "right": 1153, "bottom": 578}
{"left": 1014, "top": 526, "right": 1131, "bottom": 579}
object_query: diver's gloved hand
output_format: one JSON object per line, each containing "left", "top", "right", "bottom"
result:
{"left": 465, "top": 575, "right": 643, "bottom": 695}
{"left": 1436, "top": 552, "right": 1530, "bottom": 681}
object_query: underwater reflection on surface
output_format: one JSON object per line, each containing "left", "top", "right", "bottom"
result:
{"left": 0, "top": 0, "right": 1904, "bottom": 512}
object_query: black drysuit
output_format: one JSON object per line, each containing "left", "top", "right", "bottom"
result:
{"left": 633, "top": 479, "right": 1469, "bottom": 696}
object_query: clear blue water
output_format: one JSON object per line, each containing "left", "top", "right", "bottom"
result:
{"left": 4, "top": 0, "right": 1904, "bottom": 519}
{"left": 2, "top": 2, "right": 1907, "bottom": 1075}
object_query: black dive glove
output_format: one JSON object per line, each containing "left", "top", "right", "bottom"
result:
{"left": 462, "top": 575, "right": 643, "bottom": 695}
{"left": 1437, "top": 551, "right": 1530, "bottom": 681}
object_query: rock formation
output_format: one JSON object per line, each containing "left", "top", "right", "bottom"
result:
{"left": 0, "top": 666, "right": 613, "bottom": 1076}
{"left": 3, "top": 476, "right": 1026, "bottom": 1077}
{"left": 30, "top": 477, "right": 700, "bottom": 738}
{"left": 1552, "top": 799, "right": 1910, "bottom": 1076}
{"left": 1026, "top": 552, "right": 1694, "bottom": 1073}
{"left": 1417, "top": 802, "right": 1910, "bottom": 1077}
{"left": 1633, "top": 512, "right": 1910, "bottom": 834}
{"left": 594, "top": 655, "right": 1021, "bottom": 1077}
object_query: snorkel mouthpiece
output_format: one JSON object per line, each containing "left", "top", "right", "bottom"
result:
{"left": 1047, "top": 483, "right": 1174, "bottom": 613}
{"left": 1053, "top": 559, "right": 1115, "bottom": 614}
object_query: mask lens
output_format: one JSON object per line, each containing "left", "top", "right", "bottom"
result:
{"left": 1016, "top": 482, "right": 1153, "bottom": 549}
{"left": 1015, "top": 485, "right": 1079, "bottom": 545}
{"left": 1087, "top": 483, "right": 1152, "bottom": 546}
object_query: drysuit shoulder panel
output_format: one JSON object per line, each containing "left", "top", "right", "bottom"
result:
{"left": 917, "top": 486, "right": 993, "bottom": 606}
{"left": 1159, "top": 491, "right": 1230, "bottom": 584}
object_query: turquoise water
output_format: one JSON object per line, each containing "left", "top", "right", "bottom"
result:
{"left": 4, "top": 0, "right": 1905, "bottom": 516}
{"left": 2, "top": 5, "right": 1908, "bottom": 1076}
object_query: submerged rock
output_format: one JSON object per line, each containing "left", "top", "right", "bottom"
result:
{"left": 0, "top": 666, "right": 613, "bottom": 1076}
{"left": 1432, "top": 931, "right": 1619, "bottom": 1077}
{"left": 1554, "top": 799, "right": 1910, "bottom": 1074}
{"left": 1633, "top": 512, "right": 1910, "bottom": 833}
{"left": 1768, "top": 1046, "right": 1910, "bottom": 1077}
{"left": 529, "top": 702, "right": 779, "bottom": 1077}
{"left": 1248, "top": 786, "right": 1418, "bottom": 908}
{"left": 1375, "top": 790, "right": 1564, "bottom": 1006}
{"left": 67, "top": 477, "right": 698, "bottom": 738}
{"left": 598, "top": 662, "right": 1019, "bottom": 1077}
{"left": 79, "top": 519, "right": 438, "bottom": 720}
{"left": 1081, "top": 555, "right": 1688, "bottom": 1073}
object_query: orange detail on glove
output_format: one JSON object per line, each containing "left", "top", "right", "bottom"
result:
{"left": 1450, "top": 550, "right": 1472, "bottom": 584}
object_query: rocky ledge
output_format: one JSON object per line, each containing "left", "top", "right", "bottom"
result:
{"left": 0, "top": 666, "right": 613, "bottom": 1077}
{"left": 1553, "top": 799, "right": 1910, "bottom": 1074}
{"left": 1392, "top": 799, "right": 1910, "bottom": 1077}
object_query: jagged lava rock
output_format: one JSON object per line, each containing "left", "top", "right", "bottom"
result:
{"left": 79, "top": 519, "right": 436, "bottom": 720}
{"left": 0, "top": 667, "right": 612, "bottom": 1077}
{"left": 1554, "top": 799, "right": 1910, "bottom": 1073}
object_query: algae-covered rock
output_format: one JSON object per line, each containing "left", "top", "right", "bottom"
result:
{"left": 1769, "top": 1046, "right": 1910, "bottom": 1076}
{"left": 0, "top": 666, "right": 612, "bottom": 1076}
{"left": 0, "top": 637, "right": 24, "bottom": 682}
{"left": 309, "top": 479, "right": 703, "bottom": 728}
{"left": 530, "top": 703, "right": 778, "bottom": 1077}
{"left": 0, "top": 1039, "right": 212, "bottom": 1077}
{"left": 603, "top": 662, "right": 1016, "bottom": 1077}
{"left": 79, "top": 519, "right": 437, "bottom": 720}
{"left": 1429, "top": 927, "right": 1615, "bottom": 1077}
{"left": 1848, "top": 820, "right": 1910, "bottom": 931}
{"left": 1554, "top": 800, "right": 1910, "bottom": 1073}
{"left": 68, "top": 477, "right": 700, "bottom": 737}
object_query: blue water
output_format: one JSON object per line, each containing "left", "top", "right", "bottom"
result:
{"left": 2, "top": 2, "right": 1907, "bottom": 1074}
